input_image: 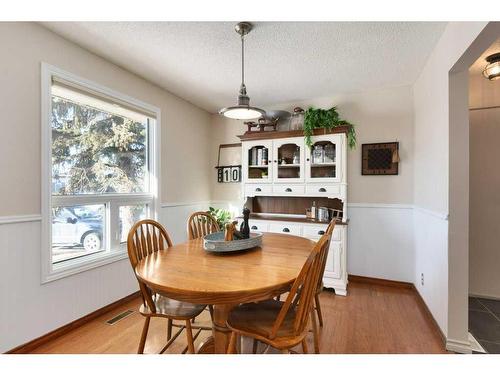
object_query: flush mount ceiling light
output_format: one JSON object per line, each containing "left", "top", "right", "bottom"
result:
{"left": 219, "top": 22, "right": 265, "bottom": 120}
{"left": 483, "top": 52, "right": 500, "bottom": 81}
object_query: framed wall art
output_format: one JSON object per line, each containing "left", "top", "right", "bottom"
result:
{"left": 361, "top": 142, "right": 399, "bottom": 175}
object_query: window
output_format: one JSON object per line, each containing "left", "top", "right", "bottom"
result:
{"left": 41, "top": 64, "right": 160, "bottom": 282}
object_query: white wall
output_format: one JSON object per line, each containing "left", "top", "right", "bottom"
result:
{"left": 210, "top": 86, "right": 416, "bottom": 283}
{"left": 469, "top": 59, "right": 500, "bottom": 299}
{"left": 0, "top": 22, "right": 212, "bottom": 352}
{"left": 347, "top": 204, "right": 414, "bottom": 282}
{"left": 413, "top": 21, "right": 492, "bottom": 351}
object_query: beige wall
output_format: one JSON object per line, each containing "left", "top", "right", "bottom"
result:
{"left": 413, "top": 21, "right": 493, "bottom": 351}
{"left": 469, "top": 67, "right": 500, "bottom": 299}
{"left": 0, "top": 22, "right": 212, "bottom": 217}
{"left": 210, "top": 85, "right": 415, "bottom": 205}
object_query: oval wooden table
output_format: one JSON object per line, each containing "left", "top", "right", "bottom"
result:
{"left": 135, "top": 232, "right": 315, "bottom": 354}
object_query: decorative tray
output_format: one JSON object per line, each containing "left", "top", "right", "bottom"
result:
{"left": 203, "top": 231, "right": 263, "bottom": 253}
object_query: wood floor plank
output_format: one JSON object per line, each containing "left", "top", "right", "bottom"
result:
{"left": 27, "top": 281, "right": 448, "bottom": 354}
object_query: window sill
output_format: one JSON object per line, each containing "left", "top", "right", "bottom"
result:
{"left": 42, "top": 249, "right": 129, "bottom": 284}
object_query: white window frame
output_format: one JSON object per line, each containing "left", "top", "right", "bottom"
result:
{"left": 41, "top": 63, "right": 161, "bottom": 283}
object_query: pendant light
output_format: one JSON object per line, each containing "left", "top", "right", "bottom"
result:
{"left": 483, "top": 52, "right": 500, "bottom": 81}
{"left": 219, "top": 22, "right": 265, "bottom": 120}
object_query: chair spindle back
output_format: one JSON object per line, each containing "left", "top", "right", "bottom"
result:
{"left": 316, "top": 220, "right": 336, "bottom": 291}
{"left": 187, "top": 211, "right": 220, "bottom": 240}
{"left": 270, "top": 234, "right": 331, "bottom": 338}
{"left": 127, "top": 219, "right": 173, "bottom": 313}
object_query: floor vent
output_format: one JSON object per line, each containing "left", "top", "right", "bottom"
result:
{"left": 106, "top": 310, "right": 135, "bottom": 325}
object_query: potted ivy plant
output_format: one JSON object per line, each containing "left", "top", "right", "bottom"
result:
{"left": 303, "top": 106, "right": 356, "bottom": 149}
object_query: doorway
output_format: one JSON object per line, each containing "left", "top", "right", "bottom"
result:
{"left": 468, "top": 39, "right": 500, "bottom": 353}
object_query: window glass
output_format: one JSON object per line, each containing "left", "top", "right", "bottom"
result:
{"left": 51, "top": 96, "right": 148, "bottom": 195}
{"left": 119, "top": 204, "right": 148, "bottom": 243}
{"left": 52, "top": 204, "right": 105, "bottom": 263}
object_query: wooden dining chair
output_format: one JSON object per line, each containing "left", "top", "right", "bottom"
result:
{"left": 127, "top": 219, "right": 207, "bottom": 354}
{"left": 187, "top": 211, "right": 220, "bottom": 240}
{"left": 186, "top": 211, "right": 220, "bottom": 320}
{"left": 307, "top": 219, "right": 337, "bottom": 353}
{"left": 314, "top": 219, "right": 336, "bottom": 326}
{"left": 226, "top": 234, "right": 331, "bottom": 354}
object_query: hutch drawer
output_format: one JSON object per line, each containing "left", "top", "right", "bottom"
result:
{"left": 268, "top": 222, "right": 302, "bottom": 236}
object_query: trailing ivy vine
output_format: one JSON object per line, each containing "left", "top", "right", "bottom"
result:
{"left": 303, "top": 107, "right": 356, "bottom": 149}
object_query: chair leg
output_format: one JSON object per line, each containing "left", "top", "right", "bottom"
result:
{"left": 275, "top": 294, "right": 281, "bottom": 302}
{"left": 138, "top": 317, "right": 150, "bottom": 354}
{"left": 252, "top": 338, "right": 259, "bottom": 354}
{"left": 167, "top": 319, "right": 173, "bottom": 341}
{"left": 227, "top": 331, "right": 237, "bottom": 354}
{"left": 315, "top": 294, "right": 324, "bottom": 327}
{"left": 301, "top": 339, "right": 309, "bottom": 354}
{"left": 311, "top": 310, "right": 320, "bottom": 354}
{"left": 208, "top": 305, "right": 214, "bottom": 320}
{"left": 185, "top": 319, "right": 195, "bottom": 354}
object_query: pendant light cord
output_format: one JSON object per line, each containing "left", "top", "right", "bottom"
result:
{"left": 241, "top": 33, "right": 245, "bottom": 89}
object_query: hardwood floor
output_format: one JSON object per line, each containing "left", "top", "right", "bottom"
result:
{"left": 27, "top": 281, "right": 447, "bottom": 354}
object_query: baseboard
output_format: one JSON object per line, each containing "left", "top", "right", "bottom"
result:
{"left": 411, "top": 285, "right": 448, "bottom": 348}
{"left": 6, "top": 291, "right": 140, "bottom": 354}
{"left": 348, "top": 274, "right": 413, "bottom": 289}
{"left": 446, "top": 338, "right": 472, "bottom": 354}
{"left": 469, "top": 292, "right": 500, "bottom": 301}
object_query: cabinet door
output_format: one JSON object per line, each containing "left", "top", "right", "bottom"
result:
{"left": 242, "top": 140, "right": 273, "bottom": 183}
{"left": 305, "top": 134, "right": 344, "bottom": 183}
{"left": 325, "top": 241, "right": 342, "bottom": 279}
{"left": 272, "top": 137, "right": 304, "bottom": 183}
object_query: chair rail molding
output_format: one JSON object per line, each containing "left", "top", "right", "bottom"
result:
{"left": 161, "top": 200, "right": 213, "bottom": 208}
{"left": 413, "top": 205, "right": 449, "bottom": 220}
{"left": 0, "top": 214, "right": 43, "bottom": 225}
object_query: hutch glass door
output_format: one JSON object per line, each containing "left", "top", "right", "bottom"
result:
{"left": 272, "top": 137, "right": 304, "bottom": 182}
{"left": 242, "top": 140, "right": 272, "bottom": 183}
{"left": 305, "top": 134, "right": 343, "bottom": 183}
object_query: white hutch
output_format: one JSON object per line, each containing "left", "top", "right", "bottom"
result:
{"left": 238, "top": 128, "right": 349, "bottom": 296}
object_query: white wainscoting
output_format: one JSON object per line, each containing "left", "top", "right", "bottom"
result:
{"left": 0, "top": 219, "right": 137, "bottom": 352}
{"left": 413, "top": 206, "right": 449, "bottom": 338}
{"left": 0, "top": 202, "right": 212, "bottom": 352}
{"left": 347, "top": 203, "right": 414, "bottom": 282}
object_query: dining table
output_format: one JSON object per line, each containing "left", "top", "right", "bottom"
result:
{"left": 134, "top": 232, "right": 315, "bottom": 354}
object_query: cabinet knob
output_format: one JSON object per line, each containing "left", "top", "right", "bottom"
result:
{"left": 251, "top": 226, "right": 258, "bottom": 230}
{"left": 285, "top": 188, "right": 292, "bottom": 192}
{"left": 306, "top": 158, "right": 310, "bottom": 162}
{"left": 282, "top": 228, "right": 290, "bottom": 233}
{"left": 319, "top": 188, "right": 327, "bottom": 192}
{"left": 274, "top": 160, "right": 277, "bottom": 163}
{"left": 255, "top": 188, "right": 261, "bottom": 192}
{"left": 318, "top": 230, "right": 325, "bottom": 235}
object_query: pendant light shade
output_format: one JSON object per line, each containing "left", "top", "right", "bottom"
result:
{"left": 483, "top": 53, "right": 500, "bottom": 81}
{"left": 219, "top": 22, "right": 265, "bottom": 120}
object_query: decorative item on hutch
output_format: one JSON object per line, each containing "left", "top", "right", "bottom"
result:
{"left": 290, "top": 107, "right": 305, "bottom": 130}
{"left": 215, "top": 143, "right": 242, "bottom": 183}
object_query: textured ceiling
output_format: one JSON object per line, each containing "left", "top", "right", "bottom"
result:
{"left": 42, "top": 22, "right": 447, "bottom": 113}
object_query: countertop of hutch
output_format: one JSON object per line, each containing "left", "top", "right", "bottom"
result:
{"left": 238, "top": 213, "right": 348, "bottom": 226}
{"left": 237, "top": 126, "right": 350, "bottom": 141}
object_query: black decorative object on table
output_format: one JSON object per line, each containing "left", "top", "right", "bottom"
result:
{"left": 240, "top": 207, "right": 251, "bottom": 239}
